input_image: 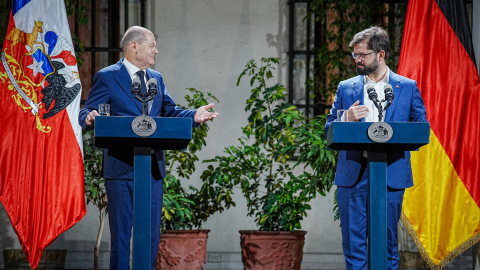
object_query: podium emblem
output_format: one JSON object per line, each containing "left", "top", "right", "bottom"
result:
{"left": 367, "top": 122, "right": 393, "bottom": 143}
{"left": 132, "top": 115, "right": 157, "bottom": 137}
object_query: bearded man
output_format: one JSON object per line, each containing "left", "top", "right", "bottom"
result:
{"left": 324, "top": 26, "right": 428, "bottom": 270}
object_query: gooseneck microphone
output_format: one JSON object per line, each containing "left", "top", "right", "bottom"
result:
{"left": 366, "top": 84, "right": 382, "bottom": 111}
{"left": 366, "top": 84, "right": 385, "bottom": 122}
{"left": 383, "top": 84, "right": 394, "bottom": 110}
{"left": 131, "top": 77, "right": 141, "bottom": 98}
{"left": 132, "top": 77, "right": 159, "bottom": 115}
{"left": 146, "top": 78, "right": 158, "bottom": 102}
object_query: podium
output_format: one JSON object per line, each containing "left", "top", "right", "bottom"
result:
{"left": 327, "top": 122, "right": 429, "bottom": 270}
{"left": 95, "top": 116, "right": 192, "bottom": 270}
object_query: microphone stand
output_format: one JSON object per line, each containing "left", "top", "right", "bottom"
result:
{"left": 368, "top": 87, "right": 394, "bottom": 122}
{"left": 367, "top": 88, "right": 385, "bottom": 122}
{"left": 132, "top": 85, "right": 157, "bottom": 116}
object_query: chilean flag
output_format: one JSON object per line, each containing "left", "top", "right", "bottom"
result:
{"left": 398, "top": 0, "right": 480, "bottom": 268}
{"left": 0, "top": 0, "right": 86, "bottom": 268}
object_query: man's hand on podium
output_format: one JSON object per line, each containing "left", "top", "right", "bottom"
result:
{"left": 86, "top": 110, "right": 100, "bottom": 126}
{"left": 348, "top": 100, "right": 369, "bottom": 121}
{"left": 194, "top": 103, "right": 219, "bottom": 123}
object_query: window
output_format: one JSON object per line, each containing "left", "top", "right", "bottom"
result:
{"left": 287, "top": 0, "right": 321, "bottom": 118}
{"left": 75, "top": 0, "right": 147, "bottom": 105}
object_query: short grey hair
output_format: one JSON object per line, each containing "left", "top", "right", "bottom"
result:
{"left": 349, "top": 26, "right": 391, "bottom": 60}
{"left": 121, "top": 26, "right": 148, "bottom": 54}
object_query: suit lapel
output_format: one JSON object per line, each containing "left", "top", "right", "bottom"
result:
{"left": 351, "top": 76, "right": 365, "bottom": 122}
{"left": 113, "top": 60, "right": 143, "bottom": 112}
{"left": 385, "top": 70, "right": 402, "bottom": 122}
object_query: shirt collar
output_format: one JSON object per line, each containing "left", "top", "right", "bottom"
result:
{"left": 123, "top": 58, "right": 143, "bottom": 76}
{"left": 364, "top": 67, "right": 390, "bottom": 84}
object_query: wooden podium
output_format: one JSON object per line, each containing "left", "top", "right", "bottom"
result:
{"left": 95, "top": 116, "right": 192, "bottom": 270}
{"left": 327, "top": 122, "right": 429, "bottom": 270}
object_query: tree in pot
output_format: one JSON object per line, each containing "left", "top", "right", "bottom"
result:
{"left": 200, "top": 58, "right": 337, "bottom": 270}
{"left": 83, "top": 129, "right": 108, "bottom": 270}
{"left": 156, "top": 88, "right": 230, "bottom": 270}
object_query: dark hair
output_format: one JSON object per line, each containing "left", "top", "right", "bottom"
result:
{"left": 349, "top": 26, "right": 390, "bottom": 60}
{"left": 120, "top": 26, "right": 148, "bottom": 54}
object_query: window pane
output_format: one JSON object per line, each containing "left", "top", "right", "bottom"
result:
{"left": 293, "top": 55, "right": 307, "bottom": 105}
{"left": 310, "top": 13, "right": 315, "bottom": 50}
{"left": 95, "top": 53, "right": 109, "bottom": 74}
{"left": 96, "top": 0, "right": 109, "bottom": 47}
{"left": 292, "top": 55, "right": 314, "bottom": 106}
{"left": 120, "top": 0, "right": 141, "bottom": 30}
{"left": 294, "top": 3, "right": 307, "bottom": 51}
{"left": 79, "top": 51, "right": 92, "bottom": 100}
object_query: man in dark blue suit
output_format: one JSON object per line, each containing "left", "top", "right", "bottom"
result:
{"left": 78, "top": 26, "right": 218, "bottom": 270}
{"left": 325, "top": 26, "right": 427, "bottom": 270}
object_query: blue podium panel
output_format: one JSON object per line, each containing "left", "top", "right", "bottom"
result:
{"left": 94, "top": 116, "right": 192, "bottom": 270}
{"left": 326, "top": 122, "right": 429, "bottom": 270}
{"left": 327, "top": 122, "right": 430, "bottom": 151}
{"left": 94, "top": 116, "right": 192, "bottom": 150}
{"left": 133, "top": 147, "right": 151, "bottom": 270}
{"left": 367, "top": 152, "right": 388, "bottom": 270}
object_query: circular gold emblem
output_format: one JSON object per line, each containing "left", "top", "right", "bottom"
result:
{"left": 367, "top": 122, "right": 393, "bottom": 143}
{"left": 131, "top": 115, "right": 157, "bottom": 137}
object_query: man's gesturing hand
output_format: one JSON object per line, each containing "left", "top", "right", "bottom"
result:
{"left": 194, "top": 103, "right": 219, "bottom": 123}
{"left": 347, "top": 100, "right": 369, "bottom": 121}
{"left": 85, "top": 110, "right": 100, "bottom": 126}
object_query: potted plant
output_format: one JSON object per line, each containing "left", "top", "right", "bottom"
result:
{"left": 200, "top": 58, "right": 337, "bottom": 270}
{"left": 83, "top": 129, "right": 108, "bottom": 270}
{"left": 156, "top": 88, "right": 230, "bottom": 270}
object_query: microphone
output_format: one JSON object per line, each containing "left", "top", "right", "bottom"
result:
{"left": 366, "top": 84, "right": 381, "bottom": 111}
{"left": 384, "top": 84, "right": 394, "bottom": 110}
{"left": 146, "top": 78, "right": 157, "bottom": 102}
{"left": 147, "top": 78, "right": 157, "bottom": 95}
{"left": 384, "top": 84, "right": 394, "bottom": 102}
{"left": 131, "top": 77, "right": 141, "bottom": 97}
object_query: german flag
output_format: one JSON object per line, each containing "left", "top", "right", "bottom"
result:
{"left": 397, "top": 0, "right": 480, "bottom": 268}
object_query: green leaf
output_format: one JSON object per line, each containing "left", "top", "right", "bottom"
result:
{"left": 286, "top": 115, "right": 292, "bottom": 125}
{"left": 266, "top": 70, "right": 273, "bottom": 79}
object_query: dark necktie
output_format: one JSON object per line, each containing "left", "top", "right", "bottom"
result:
{"left": 136, "top": 70, "right": 147, "bottom": 95}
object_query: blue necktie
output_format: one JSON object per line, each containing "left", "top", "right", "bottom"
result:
{"left": 136, "top": 70, "right": 147, "bottom": 95}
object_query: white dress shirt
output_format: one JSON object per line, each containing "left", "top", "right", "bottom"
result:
{"left": 363, "top": 68, "right": 390, "bottom": 122}
{"left": 362, "top": 68, "right": 390, "bottom": 158}
{"left": 123, "top": 58, "right": 152, "bottom": 114}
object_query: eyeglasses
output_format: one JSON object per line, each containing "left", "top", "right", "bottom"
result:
{"left": 352, "top": 51, "right": 377, "bottom": 60}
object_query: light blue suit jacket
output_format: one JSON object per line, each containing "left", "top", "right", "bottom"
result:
{"left": 324, "top": 70, "right": 428, "bottom": 189}
{"left": 78, "top": 59, "right": 198, "bottom": 180}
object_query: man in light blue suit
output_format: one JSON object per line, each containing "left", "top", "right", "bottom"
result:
{"left": 324, "top": 26, "right": 427, "bottom": 270}
{"left": 78, "top": 26, "right": 218, "bottom": 270}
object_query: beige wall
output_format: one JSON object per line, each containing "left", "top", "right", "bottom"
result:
{"left": 148, "top": 0, "right": 342, "bottom": 249}
{"left": 0, "top": 1, "right": 344, "bottom": 269}
{"left": 147, "top": 0, "right": 343, "bottom": 263}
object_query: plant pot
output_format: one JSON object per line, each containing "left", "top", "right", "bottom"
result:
{"left": 399, "top": 251, "right": 428, "bottom": 269}
{"left": 239, "top": 230, "right": 307, "bottom": 270}
{"left": 155, "top": 230, "right": 210, "bottom": 270}
{"left": 3, "top": 249, "right": 67, "bottom": 270}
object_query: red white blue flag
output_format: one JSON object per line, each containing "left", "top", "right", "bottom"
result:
{"left": 0, "top": 0, "right": 86, "bottom": 268}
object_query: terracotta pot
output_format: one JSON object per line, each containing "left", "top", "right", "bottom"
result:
{"left": 399, "top": 251, "right": 428, "bottom": 268}
{"left": 239, "top": 230, "right": 307, "bottom": 270}
{"left": 3, "top": 249, "right": 66, "bottom": 270}
{"left": 155, "top": 230, "right": 210, "bottom": 270}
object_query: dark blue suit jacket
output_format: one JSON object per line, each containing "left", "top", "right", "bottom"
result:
{"left": 78, "top": 59, "right": 198, "bottom": 180}
{"left": 325, "top": 70, "right": 428, "bottom": 189}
